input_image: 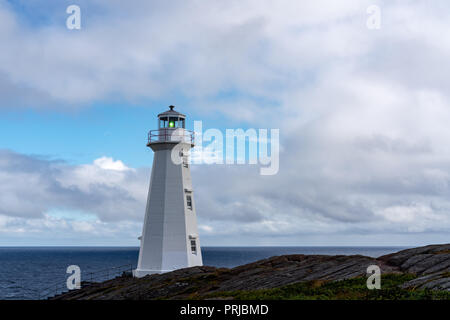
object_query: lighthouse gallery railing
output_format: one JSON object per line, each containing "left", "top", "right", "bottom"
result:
{"left": 37, "top": 264, "right": 134, "bottom": 300}
{"left": 147, "top": 129, "right": 195, "bottom": 145}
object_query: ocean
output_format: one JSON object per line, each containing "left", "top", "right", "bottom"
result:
{"left": 0, "top": 246, "right": 407, "bottom": 300}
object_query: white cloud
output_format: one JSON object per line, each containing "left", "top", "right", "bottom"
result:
{"left": 71, "top": 221, "right": 95, "bottom": 233}
{"left": 0, "top": 0, "right": 370, "bottom": 107}
{"left": 375, "top": 204, "right": 446, "bottom": 232}
{"left": 46, "top": 209, "right": 97, "bottom": 222}
{"left": 198, "top": 225, "right": 213, "bottom": 233}
{"left": 0, "top": 211, "right": 142, "bottom": 245}
{"left": 93, "top": 157, "right": 131, "bottom": 172}
{"left": 1, "top": 1, "right": 450, "bottom": 245}
{"left": 0, "top": 146, "right": 449, "bottom": 245}
{"left": 0, "top": 150, "right": 149, "bottom": 222}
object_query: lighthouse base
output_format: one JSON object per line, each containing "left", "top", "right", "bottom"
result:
{"left": 133, "top": 268, "right": 174, "bottom": 278}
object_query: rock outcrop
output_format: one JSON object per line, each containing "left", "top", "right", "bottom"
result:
{"left": 52, "top": 244, "right": 449, "bottom": 300}
{"left": 378, "top": 244, "right": 450, "bottom": 291}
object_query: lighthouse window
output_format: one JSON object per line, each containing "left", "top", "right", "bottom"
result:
{"left": 183, "top": 156, "right": 189, "bottom": 168}
{"left": 190, "top": 239, "right": 197, "bottom": 254}
{"left": 168, "top": 117, "right": 178, "bottom": 128}
{"left": 159, "top": 117, "right": 168, "bottom": 128}
{"left": 186, "top": 195, "right": 192, "bottom": 210}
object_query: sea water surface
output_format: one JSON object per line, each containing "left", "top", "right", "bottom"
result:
{"left": 0, "top": 246, "right": 408, "bottom": 300}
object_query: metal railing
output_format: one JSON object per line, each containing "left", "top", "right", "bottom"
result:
{"left": 147, "top": 129, "right": 195, "bottom": 145}
{"left": 37, "top": 264, "right": 134, "bottom": 300}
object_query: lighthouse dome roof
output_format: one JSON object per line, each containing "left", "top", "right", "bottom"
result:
{"left": 158, "top": 105, "right": 186, "bottom": 118}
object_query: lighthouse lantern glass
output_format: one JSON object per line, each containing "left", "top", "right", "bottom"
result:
{"left": 168, "top": 117, "right": 179, "bottom": 128}
{"left": 158, "top": 112, "right": 186, "bottom": 131}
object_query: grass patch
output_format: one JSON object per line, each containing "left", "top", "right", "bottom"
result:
{"left": 204, "top": 274, "right": 450, "bottom": 300}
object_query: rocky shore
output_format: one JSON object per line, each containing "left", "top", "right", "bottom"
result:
{"left": 52, "top": 244, "right": 449, "bottom": 300}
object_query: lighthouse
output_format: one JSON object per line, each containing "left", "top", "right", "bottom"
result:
{"left": 133, "top": 106, "right": 203, "bottom": 277}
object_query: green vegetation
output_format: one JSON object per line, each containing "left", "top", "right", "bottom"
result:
{"left": 203, "top": 274, "right": 450, "bottom": 300}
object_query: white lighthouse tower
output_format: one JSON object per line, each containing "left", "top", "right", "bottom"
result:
{"left": 134, "top": 106, "right": 203, "bottom": 277}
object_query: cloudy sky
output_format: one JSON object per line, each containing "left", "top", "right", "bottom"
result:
{"left": 0, "top": 0, "right": 449, "bottom": 246}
